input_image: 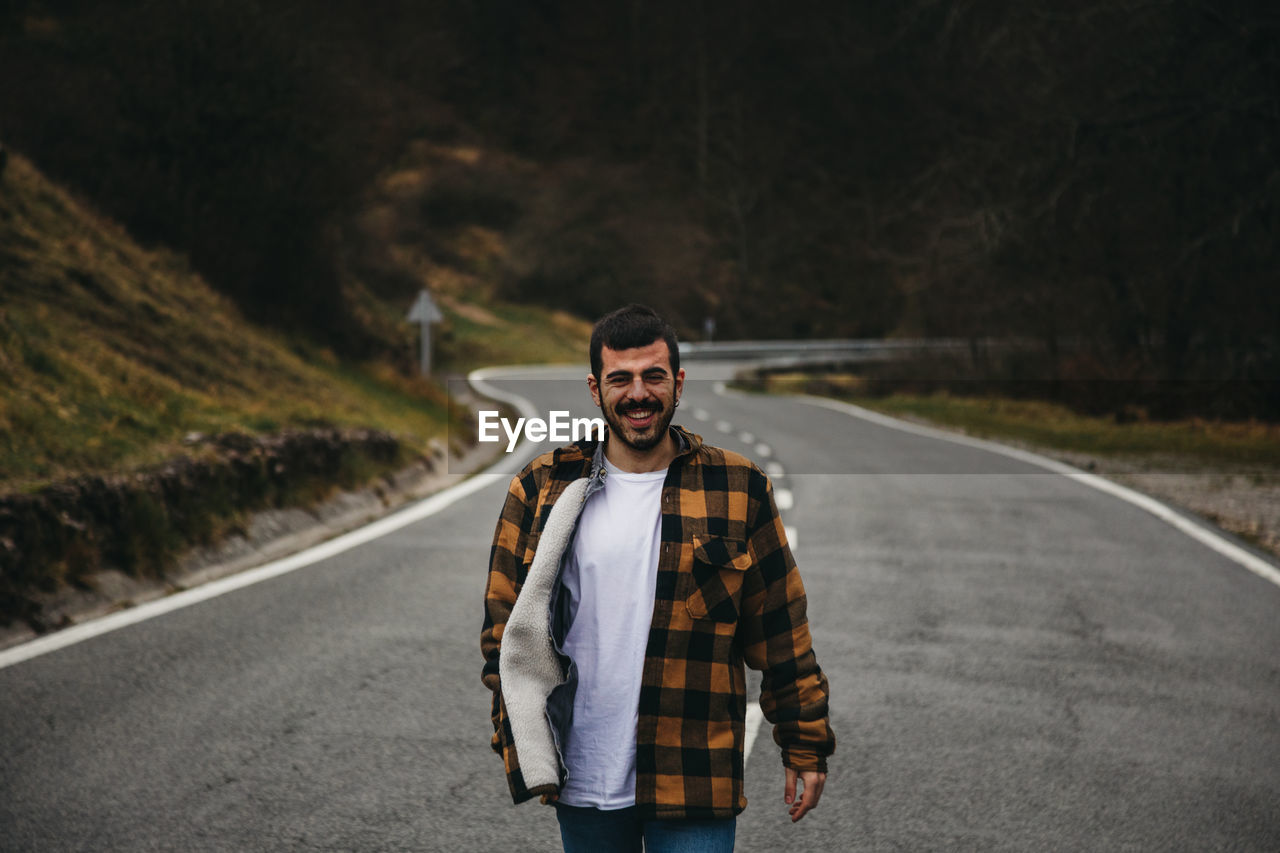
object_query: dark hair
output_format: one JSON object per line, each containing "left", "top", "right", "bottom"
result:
{"left": 589, "top": 304, "right": 680, "bottom": 380}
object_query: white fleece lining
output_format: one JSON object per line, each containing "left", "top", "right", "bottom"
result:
{"left": 499, "top": 476, "right": 590, "bottom": 791}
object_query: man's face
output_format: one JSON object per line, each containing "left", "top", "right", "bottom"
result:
{"left": 588, "top": 340, "right": 685, "bottom": 453}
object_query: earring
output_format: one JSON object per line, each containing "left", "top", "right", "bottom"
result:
{"left": 674, "top": 398, "right": 680, "bottom": 408}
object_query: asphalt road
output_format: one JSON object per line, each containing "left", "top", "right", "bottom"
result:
{"left": 2, "top": 365, "right": 1278, "bottom": 851}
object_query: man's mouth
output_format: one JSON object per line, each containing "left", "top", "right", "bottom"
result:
{"left": 621, "top": 407, "right": 658, "bottom": 428}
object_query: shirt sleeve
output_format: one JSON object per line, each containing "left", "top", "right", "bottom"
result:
{"left": 739, "top": 465, "right": 836, "bottom": 772}
{"left": 481, "top": 470, "right": 534, "bottom": 751}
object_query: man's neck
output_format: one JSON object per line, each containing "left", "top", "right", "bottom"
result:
{"left": 603, "top": 429, "right": 677, "bottom": 473}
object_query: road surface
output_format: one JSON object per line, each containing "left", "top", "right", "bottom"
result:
{"left": 2, "top": 365, "right": 1278, "bottom": 851}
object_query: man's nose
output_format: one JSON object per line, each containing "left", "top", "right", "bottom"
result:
{"left": 624, "top": 377, "right": 650, "bottom": 399}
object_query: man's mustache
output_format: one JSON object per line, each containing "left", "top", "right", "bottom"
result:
{"left": 617, "top": 401, "right": 661, "bottom": 415}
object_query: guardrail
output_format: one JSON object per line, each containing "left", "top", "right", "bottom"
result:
{"left": 678, "top": 338, "right": 971, "bottom": 363}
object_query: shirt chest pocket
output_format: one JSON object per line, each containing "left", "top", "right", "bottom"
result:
{"left": 683, "top": 535, "right": 752, "bottom": 622}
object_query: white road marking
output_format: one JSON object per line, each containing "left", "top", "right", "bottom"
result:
{"left": 755, "top": 443, "right": 772, "bottom": 458}
{"left": 0, "top": 367, "right": 545, "bottom": 671}
{"left": 716, "top": 420, "right": 733, "bottom": 434}
{"left": 738, "top": 431, "right": 755, "bottom": 444}
{"left": 743, "top": 702, "right": 765, "bottom": 763}
{"left": 0, "top": 470, "right": 517, "bottom": 671}
{"left": 693, "top": 408, "right": 710, "bottom": 421}
{"left": 718, "top": 386, "right": 1280, "bottom": 591}
{"left": 775, "top": 488, "right": 795, "bottom": 511}
{"left": 784, "top": 525, "right": 799, "bottom": 551}
{"left": 765, "top": 461, "right": 785, "bottom": 478}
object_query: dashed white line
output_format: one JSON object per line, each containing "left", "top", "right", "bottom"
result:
{"left": 775, "top": 488, "right": 794, "bottom": 511}
{"left": 755, "top": 443, "right": 772, "bottom": 458}
{"left": 715, "top": 420, "right": 733, "bottom": 434}
{"left": 693, "top": 408, "right": 710, "bottom": 421}
{"left": 784, "top": 525, "right": 799, "bottom": 551}
{"left": 738, "top": 431, "right": 756, "bottom": 444}
{"left": 765, "top": 461, "right": 785, "bottom": 478}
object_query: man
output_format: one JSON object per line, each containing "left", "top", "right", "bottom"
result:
{"left": 482, "top": 304, "right": 834, "bottom": 852}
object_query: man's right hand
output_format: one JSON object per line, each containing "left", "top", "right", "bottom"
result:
{"left": 784, "top": 767, "right": 827, "bottom": 823}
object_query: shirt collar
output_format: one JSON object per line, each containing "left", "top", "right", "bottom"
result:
{"left": 586, "top": 424, "right": 700, "bottom": 479}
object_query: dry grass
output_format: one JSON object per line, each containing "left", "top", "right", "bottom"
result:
{"left": 754, "top": 373, "right": 1280, "bottom": 466}
{"left": 0, "top": 151, "right": 584, "bottom": 491}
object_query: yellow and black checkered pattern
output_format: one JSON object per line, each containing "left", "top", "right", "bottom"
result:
{"left": 482, "top": 425, "right": 834, "bottom": 820}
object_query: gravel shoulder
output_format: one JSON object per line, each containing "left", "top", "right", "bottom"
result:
{"left": 1044, "top": 449, "right": 1280, "bottom": 558}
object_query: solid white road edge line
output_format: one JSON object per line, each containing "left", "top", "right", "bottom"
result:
{"left": 717, "top": 384, "right": 1280, "bottom": 590}
{"left": 0, "top": 366, "right": 550, "bottom": 672}
{"left": 467, "top": 364, "right": 551, "bottom": 424}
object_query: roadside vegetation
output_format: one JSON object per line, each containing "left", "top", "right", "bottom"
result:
{"left": 746, "top": 373, "right": 1280, "bottom": 466}
{"left": 0, "top": 151, "right": 588, "bottom": 630}
{"left": 6, "top": 152, "right": 407, "bottom": 488}
{"left": 862, "top": 395, "right": 1280, "bottom": 467}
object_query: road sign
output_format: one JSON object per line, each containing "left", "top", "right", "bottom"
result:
{"left": 406, "top": 290, "right": 444, "bottom": 374}
{"left": 407, "top": 290, "right": 444, "bottom": 324}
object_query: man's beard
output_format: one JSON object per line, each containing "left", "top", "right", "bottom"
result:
{"left": 602, "top": 396, "right": 676, "bottom": 452}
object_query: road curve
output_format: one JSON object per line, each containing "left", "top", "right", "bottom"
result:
{"left": 1, "top": 364, "right": 1277, "bottom": 851}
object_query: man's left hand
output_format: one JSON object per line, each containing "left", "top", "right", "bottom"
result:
{"left": 783, "top": 767, "right": 826, "bottom": 823}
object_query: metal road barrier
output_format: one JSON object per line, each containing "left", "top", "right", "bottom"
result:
{"left": 678, "top": 338, "right": 974, "bottom": 370}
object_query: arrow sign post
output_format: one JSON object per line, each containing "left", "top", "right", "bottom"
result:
{"left": 406, "top": 290, "right": 444, "bottom": 375}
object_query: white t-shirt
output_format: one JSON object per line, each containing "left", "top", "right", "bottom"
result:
{"left": 558, "top": 455, "right": 667, "bottom": 809}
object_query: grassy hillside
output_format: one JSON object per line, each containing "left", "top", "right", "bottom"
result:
{"left": 0, "top": 150, "right": 588, "bottom": 493}
{"left": 0, "top": 149, "right": 592, "bottom": 628}
{"left": 338, "top": 138, "right": 594, "bottom": 372}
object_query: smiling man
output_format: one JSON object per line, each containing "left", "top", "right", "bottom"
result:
{"left": 482, "top": 304, "right": 834, "bottom": 853}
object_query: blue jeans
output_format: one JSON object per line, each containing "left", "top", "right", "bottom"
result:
{"left": 554, "top": 803, "right": 736, "bottom": 853}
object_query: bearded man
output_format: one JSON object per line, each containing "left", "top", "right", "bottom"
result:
{"left": 482, "top": 304, "right": 834, "bottom": 852}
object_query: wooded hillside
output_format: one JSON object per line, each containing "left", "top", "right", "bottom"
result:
{"left": 2, "top": 1, "right": 1275, "bottom": 416}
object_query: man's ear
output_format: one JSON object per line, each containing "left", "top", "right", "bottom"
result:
{"left": 587, "top": 373, "right": 601, "bottom": 407}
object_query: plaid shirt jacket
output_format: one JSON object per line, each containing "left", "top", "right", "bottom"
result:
{"left": 481, "top": 425, "right": 834, "bottom": 820}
